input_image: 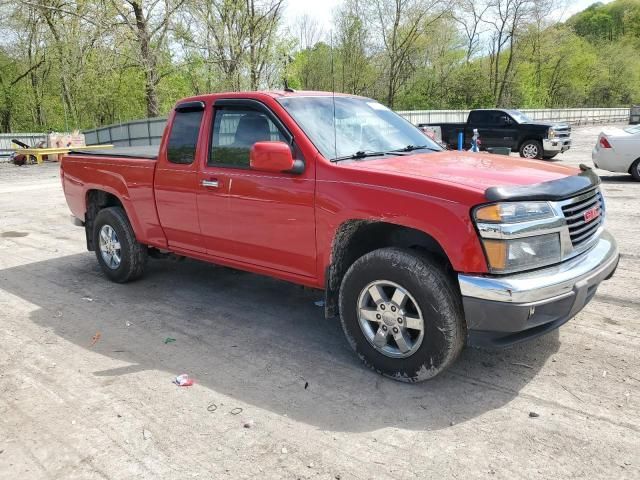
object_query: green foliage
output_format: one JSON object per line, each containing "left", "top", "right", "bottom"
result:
{"left": 0, "top": 0, "right": 639, "bottom": 133}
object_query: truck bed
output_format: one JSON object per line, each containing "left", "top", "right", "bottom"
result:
{"left": 61, "top": 147, "right": 163, "bottom": 247}
{"left": 69, "top": 145, "right": 159, "bottom": 160}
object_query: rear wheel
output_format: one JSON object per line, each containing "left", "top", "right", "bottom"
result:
{"left": 93, "top": 207, "right": 147, "bottom": 283}
{"left": 631, "top": 159, "right": 640, "bottom": 181}
{"left": 519, "top": 140, "right": 543, "bottom": 159}
{"left": 338, "top": 248, "right": 466, "bottom": 382}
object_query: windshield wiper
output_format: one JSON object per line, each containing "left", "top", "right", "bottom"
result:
{"left": 389, "top": 144, "right": 441, "bottom": 153}
{"left": 332, "top": 150, "right": 388, "bottom": 162}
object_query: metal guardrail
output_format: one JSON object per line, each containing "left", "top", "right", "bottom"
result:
{"left": 81, "top": 108, "right": 630, "bottom": 147}
{"left": 83, "top": 118, "right": 167, "bottom": 147}
{"left": 1, "top": 108, "right": 631, "bottom": 157}
{"left": 397, "top": 107, "right": 631, "bottom": 126}
{"left": 0, "top": 133, "right": 47, "bottom": 159}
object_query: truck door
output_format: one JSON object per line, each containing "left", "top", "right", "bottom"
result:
{"left": 199, "top": 99, "right": 316, "bottom": 278}
{"left": 467, "top": 110, "right": 516, "bottom": 149}
{"left": 154, "top": 102, "right": 206, "bottom": 253}
{"left": 494, "top": 112, "right": 518, "bottom": 149}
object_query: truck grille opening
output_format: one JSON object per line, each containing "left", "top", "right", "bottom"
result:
{"left": 561, "top": 189, "right": 603, "bottom": 248}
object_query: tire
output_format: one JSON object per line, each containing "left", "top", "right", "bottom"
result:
{"left": 543, "top": 154, "right": 558, "bottom": 160}
{"left": 93, "top": 207, "right": 147, "bottom": 283}
{"left": 519, "top": 140, "right": 543, "bottom": 159}
{"left": 630, "top": 159, "right": 640, "bottom": 181}
{"left": 338, "top": 247, "right": 466, "bottom": 382}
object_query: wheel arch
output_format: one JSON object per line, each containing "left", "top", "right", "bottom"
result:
{"left": 84, "top": 189, "right": 129, "bottom": 251}
{"left": 518, "top": 137, "right": 542, "bottom": 150}
{"left": 324, "top": 220, "right": 454, "bottom": 319}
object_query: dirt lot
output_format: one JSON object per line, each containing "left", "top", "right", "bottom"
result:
{"left": 0, "top": 124, "right": 638, "bottom": 479}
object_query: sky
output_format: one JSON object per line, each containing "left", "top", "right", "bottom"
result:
{"left": 283, "top": 0, "right": 616, "bottom": 33}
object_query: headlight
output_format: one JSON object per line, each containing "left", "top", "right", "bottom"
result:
{"left": 481, "top": 234, "right": 561, "bottom": 273}
{"left": 475, "top": 201, "right": 555, "bottom": 223}
{"left": 474, "top": 201, "right": 563, "bottom": 273}
{"left": 548, "top": 128, "right": 556, "bottom": 139}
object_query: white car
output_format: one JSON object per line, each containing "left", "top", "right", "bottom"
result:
{"left": 592, "top": 124, "right": 640, "bottom": 180}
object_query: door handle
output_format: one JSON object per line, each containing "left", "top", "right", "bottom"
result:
{"left": 201, "top": 179, "right": 219, "bottom": 188}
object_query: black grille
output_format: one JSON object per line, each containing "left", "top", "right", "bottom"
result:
{"left": 561, "top": 189, "right": 603, "bottom": 248}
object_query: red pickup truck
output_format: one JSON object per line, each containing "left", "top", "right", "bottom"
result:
{"left": 61, "top": 91, "right": 619, "bottom": 382}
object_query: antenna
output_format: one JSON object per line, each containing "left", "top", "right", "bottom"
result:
{"left": 330, "top": 30, "right": 337, "bottom": 161}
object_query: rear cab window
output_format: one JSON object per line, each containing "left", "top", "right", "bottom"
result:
{"left": 167, "top": 105, "right": 205, "bottom": 164}
{"left": 468, "top": 111, "right": 490, "bottom": 124}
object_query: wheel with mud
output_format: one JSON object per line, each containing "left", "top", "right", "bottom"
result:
{"left": 338, "top": 247, "right": 466, "bottom": 382}
{"left": 519, "top": 140, "right": 543, "bottom": 159}
{"left": 93, "top": 207, "right": 147, "bottom": 283}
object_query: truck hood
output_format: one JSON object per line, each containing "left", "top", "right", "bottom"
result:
{"left": 525, "top": 121, "right": 569, "bottom": 129}
{"left": 354, "top": 151, "right": 579, "bottom": 192}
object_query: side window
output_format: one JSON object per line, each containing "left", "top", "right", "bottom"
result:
{"left": 167, "top": 109, "right": 204, "bottom": 164}
{"left": 491, "top": 112, "right": 508, "bottom": 126}
{"left": 469, "top": 111, "right": 488, "bottom": 124}
{"left": 210, "top": 108, "right": 286, "bottom": 167}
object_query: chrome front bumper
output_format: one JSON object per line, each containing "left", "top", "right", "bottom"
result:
{"left": 543, "top": 137, "right": 571, "bottom": 153}
{"left": 459, "top": 230, "right": 618, "bottom": 346}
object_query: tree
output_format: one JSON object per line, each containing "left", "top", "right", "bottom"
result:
{"left": 335, "top": 0, "right": 373, "bottom": 95}
{"left": 0, "top": 52, "right": 44, "bottom": 131}
{"left": 245, "top": 0, "right": 284, "bottom": 90}
{"left": 484, "top": 0, "right": 537, "bottom": 106}
{"left": 109, "top": 0, "right": 185, "bottom": 117}
{"left": 371, "top": 0, "right": 447, "bottom": 107}
{"left": 453, "top": 0, "right": 490, "bottom": 63}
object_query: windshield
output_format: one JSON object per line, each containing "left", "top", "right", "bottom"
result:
{"left": 508, "top": 110, "right": 532, "bottom": 124}
{"left": 278, "top": 96, "right": 442, "bottom": 160}
{"left": 624, "top": 125, "right": 640, "bottom": 134}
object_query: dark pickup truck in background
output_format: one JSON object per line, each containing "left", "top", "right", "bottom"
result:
{"left": 421, "top": 109, "right": 572, "bottom": 159}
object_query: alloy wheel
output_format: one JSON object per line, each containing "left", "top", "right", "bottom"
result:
{"left": 99, "top": 224, "right": 122, "bottom": 269}
{"left": 522, "top": 143, "right": 539, "bottom": 158}
{"left": 356, "top": 280, "right": 425, "bottom": 358}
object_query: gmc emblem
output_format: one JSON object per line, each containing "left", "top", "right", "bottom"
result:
{"left": 583, "top": 206, "right": 600, "bottom": 223}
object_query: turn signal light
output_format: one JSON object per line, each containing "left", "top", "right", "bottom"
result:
{"left": 482, "top": 240, "right": 507, "bottom": 270}
{"left": 474, "top": 204, "right": 502, "bottom": 222}
{"left": 599, "top": 137, "right": 612, "bottom": 149}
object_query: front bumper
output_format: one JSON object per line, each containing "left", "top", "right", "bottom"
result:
{"left": 543, "top": 137, "right": 571, "bottom": 154}
{"left": 459, "top": 230, "right": 618, "bottom": 347}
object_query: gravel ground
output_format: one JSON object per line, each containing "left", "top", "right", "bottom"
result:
{"left": 0, "top": 124, "right": 638, "bottom": 479}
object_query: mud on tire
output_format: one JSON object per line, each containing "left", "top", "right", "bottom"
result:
{"left": 338, "top": 247, "right": 466, "bottom": 382}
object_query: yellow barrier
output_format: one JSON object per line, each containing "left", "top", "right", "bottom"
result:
{"left": 12, "top": 144, "right": 113, "bottom": 164}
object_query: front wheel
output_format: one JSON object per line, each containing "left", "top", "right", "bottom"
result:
{"left": 93, "top": 207, "right": 147, "bottom": 283}
{"left": 519, "top": 140, "right": 543, "bottom": 159}
{"left": 338, "top": 248, "right": 466, "bottom": 382}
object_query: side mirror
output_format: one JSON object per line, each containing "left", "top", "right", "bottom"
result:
{"left": 250, "top": 141, "right": 303, "bottom": 174}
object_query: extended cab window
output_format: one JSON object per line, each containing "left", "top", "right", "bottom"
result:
{"left": 167, "top": 109, "right": 204, "bottom": 164}
{"left": 210, "top": 108, "right": 285, "bottom": 167}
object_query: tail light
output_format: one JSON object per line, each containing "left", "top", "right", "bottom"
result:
{"left": 599, "top": 136, "right": 612, "bottom": 148}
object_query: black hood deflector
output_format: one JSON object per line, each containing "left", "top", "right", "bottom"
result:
{"left": 484, "top": 165, "right": 600, "bottom": 202}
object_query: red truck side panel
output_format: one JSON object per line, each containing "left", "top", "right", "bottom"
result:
{"left": 62, "top": 156, "right": 167, "bottom": 248}
{"left": 314, "top": 164, "right": 490, "bottom": 283}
